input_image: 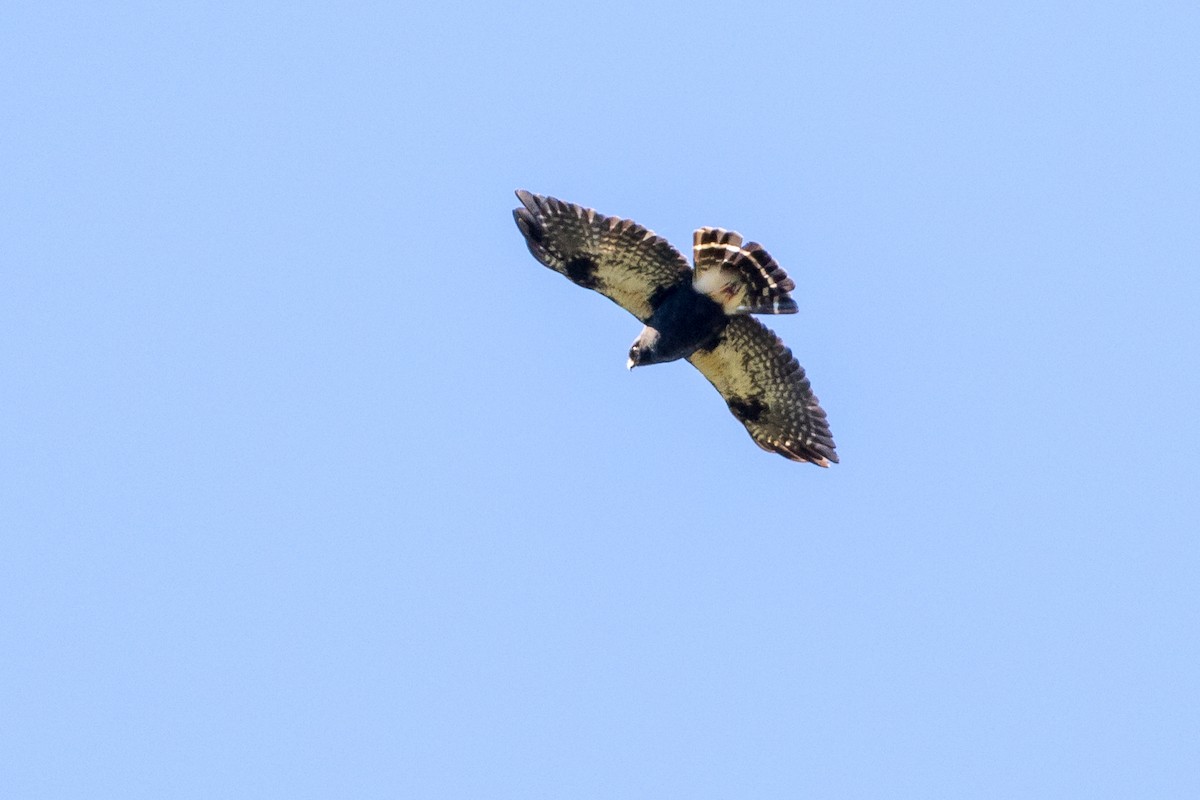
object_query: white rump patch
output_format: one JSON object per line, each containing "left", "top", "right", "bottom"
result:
{"left": 693, "top": 264, "right": 742, "bottom": 313}
{"left": 692, "top": 266, "right": 726, "bottom": 297}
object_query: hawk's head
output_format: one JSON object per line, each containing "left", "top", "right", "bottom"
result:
{"left": 627, "top": 327, "right": 661, "bottom": 370}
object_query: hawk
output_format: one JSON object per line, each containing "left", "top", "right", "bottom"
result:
{"left": 513, "top": 190, "right": 838, "bottom": 466}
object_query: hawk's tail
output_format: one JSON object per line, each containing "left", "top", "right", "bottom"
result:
{"left": 692, "top": 227, "right": 798, "bottom": 316}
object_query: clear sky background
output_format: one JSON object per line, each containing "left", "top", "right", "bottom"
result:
{"left": 3, "top": 2, "right": 1198, "bottom": 797}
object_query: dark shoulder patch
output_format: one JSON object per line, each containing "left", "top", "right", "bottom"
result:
{"left": 727, "top": 395, "right": 767, "bottom": 424}
{"left": 565, "top": 255, "right": 599, "bottom": 289}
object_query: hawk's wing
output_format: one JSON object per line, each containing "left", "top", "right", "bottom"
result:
{"left": 513, "top": 190, "right": 692, "bottom": 323}
{"left": 687, "top": 316, "right": 838, "bottom": 466}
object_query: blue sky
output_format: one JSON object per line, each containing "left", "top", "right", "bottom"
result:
{"left": 3, "top": 1, "right": 1198, "bottom": 797}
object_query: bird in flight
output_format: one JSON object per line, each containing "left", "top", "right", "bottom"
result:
{"left": 512, "top": 190, "right": 838, "bottom": 466}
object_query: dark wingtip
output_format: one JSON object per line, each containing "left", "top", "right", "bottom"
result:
{"left": 514, "top": 189, "right": 542, "bottom": 214}
{"left": 513, "top": 188, "right": 550, "bottom": 249}
{"left": 513, "top": 207, "right": 541, "bottom": 241}
{"left": 774, "top": 437, "right": 838, "bottom": 466}
{"left": 801, "top": 448, "right": 839, "bottom": 467}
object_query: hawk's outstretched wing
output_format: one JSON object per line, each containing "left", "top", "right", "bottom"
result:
{"left": 513, "top": 190, "right": 692, "bottom": 323}
{"left": 687, "top": 316, "right": 838, "bottom": 466}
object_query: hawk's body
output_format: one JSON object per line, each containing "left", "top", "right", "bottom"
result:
{"left": 513, "top": 190, "right": 838, "bottom": 466}
{"left": 636, "top": 283, "right": 727, "bottom": 365}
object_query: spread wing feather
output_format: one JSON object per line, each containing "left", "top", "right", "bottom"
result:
{"left": 687, "top": 316, "right": 838, "bottom": 466}
{"left": 513, "top": 190, "right": 691, "bottom": 323}
{"left": 692, "top": 227, "right": 798, "bottom": 315}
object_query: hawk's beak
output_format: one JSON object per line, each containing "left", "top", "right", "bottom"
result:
{"left": 626, "top": 357, "right": 635, "bottom": 370}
